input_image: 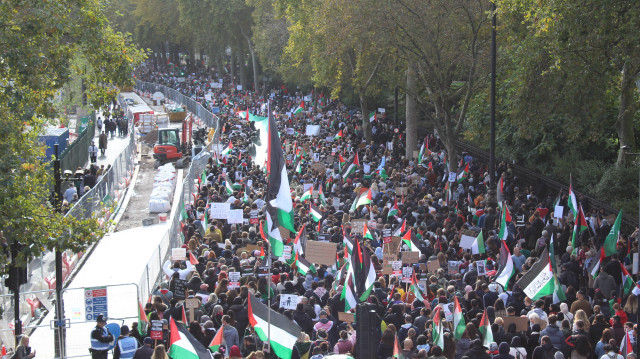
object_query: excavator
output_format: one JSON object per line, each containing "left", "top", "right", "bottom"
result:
{"left": 153, "top": 114, "right": 208, "bottom": 167}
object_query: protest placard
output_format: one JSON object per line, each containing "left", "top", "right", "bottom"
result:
{"left": 401, "top": 251, "right": 420, "bottom": 264}
{"left": 305, "top": 241, "right": 337, "bottom": 265}
{"left": 427, "top": 260, "right": 441, "bottom": 273}
{"left": 338, "top": 312, "right": 355, "bottom": 323}
{"left": 172, "top": 279, "right": 188, "bottom": 300}
{"left": 280, "top": 294, "right": 299, "bottom": 310}
{"left": 150, "top": 320, "right": 163, "bottom": 339}
{"left": 210, "top": 202, "right": 230, "bottom": 219}
{"left": 402, "top": 267, "right": 413, "bottom": 283}
{"left": 171, "top": 248, "right": 186, "bottom": 261}
{"left": 227, "top": 209, "right": 244, "bottom": 223}
{"left": 236, "top": 244, "right": 261, "bottom": 255}
{"left": 228, "top": 272, "right": 241, "bottom": 289}
{"left": 350, "top": 219, "right": 367, "bottom": 236}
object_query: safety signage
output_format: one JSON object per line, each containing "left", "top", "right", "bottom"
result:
{"left": 84, "top": 286, "right": 108, "bottom": 321}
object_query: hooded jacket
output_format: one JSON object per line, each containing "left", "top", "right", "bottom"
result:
{"left": 541, "top": 324, "right": 566, "bottom": 350}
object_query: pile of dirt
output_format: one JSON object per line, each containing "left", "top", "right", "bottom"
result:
{"left": 141, "top": 129, "right": 158, "bottom": 145}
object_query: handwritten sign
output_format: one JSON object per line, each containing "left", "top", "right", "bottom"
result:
{"left": 305, "top": 241, "right": 337, "bottom": 265}
{"left": 185, "top": 298, "right": 200, "bottom": 323}
{"left": 382, "top": 229, "right": 392, "bottom": 243}
{"left": 402, "top": 251, "right": 420, "bottom": 264}
{"left": 150, "top": 320, "right": 163, "bottom": 339}
{"left": 383, "top": 236, "right": 402, "bottom": 255}
{"left": 427, "top": 260, "right": 441, "bottom": 273}
{"left": 236, "top": 244, "right": 260, "bottom": 255}
{"left": 227, "top": 209, "right": 244, "bottom": 223}
{"left": 172, "top": 248, "right": 186, "bottom": 261}
{"left": 172, "top": 279, "right": 188, "bottom": 300}
{"left": 351, "top": 219, "right": 367, "bottom": 236}
{"left": 210, "top": 203, "right": 230, "bottom": 219}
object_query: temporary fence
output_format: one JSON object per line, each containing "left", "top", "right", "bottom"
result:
{"left": 59, "top": 112, "right": 96, "bottom": 175}
{"left": 133, "top": 80, "right": 221, "bottom": 303}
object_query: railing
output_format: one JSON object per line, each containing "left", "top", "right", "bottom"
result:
{"left": 133, "top": 80, "right": 221, "bottom": 302}
{"left": 59, "top": 112, "right": 96, "bottom": 174}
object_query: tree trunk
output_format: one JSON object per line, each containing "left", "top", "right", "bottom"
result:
{"left": 230, "top": 47, "right": 236, "bottom": 84}
{"left": 616, "top": 61, "right": 638, "bottom": 166}
{"left": 188, "top": 51, "right": 196, "bottom": 71}
{"left": 240, "top": 28, "right": 260, "bottom": 95}
{"left": 360, "top": 95, "right": 373, "bottom": 143}
{"left": 238, "top": 50, "right": 247, "bottom": 91}
{"left": 405, "top": 61, "right": 418, "bottom": 161}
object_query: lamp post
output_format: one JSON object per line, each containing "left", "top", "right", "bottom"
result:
{"left": 486, "top": 1, "right": 498, "bottom": 208}
{"left": 622, "top": 144, "right": 640, "bottom": 359}
{"left": 51, "top": 144, "right": 68, "bottom": 359}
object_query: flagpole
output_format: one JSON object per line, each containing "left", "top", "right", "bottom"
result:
{"left": 266, "top": 100, "right": 272, "bottom": 355}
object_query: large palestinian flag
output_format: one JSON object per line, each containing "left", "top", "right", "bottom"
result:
{"left": 340, "top": 152, "right": 360, "bottom": 179}
{"left": 248, "top": 293, "right": 302, "bottom": 359}
{"left": 168, "top": 318, "right": 212, "bottom": 359}
{"left": 515, "top": 248, "right": 555, "bottom": 300}
{"left": 495, "top": 240, "right": 515, "bottom": 290}
{"left": 264, "top": 105, "right": 296, "bottom": 257}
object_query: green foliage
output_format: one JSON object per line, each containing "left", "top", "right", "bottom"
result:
{"left": 594, "top": 165, "right": 639, "bottom": 221}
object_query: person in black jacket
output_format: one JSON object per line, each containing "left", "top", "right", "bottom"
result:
{"left": 293, "top": 303, "right": 314, "bottom": 335}
{"left": 463, "top": 339, "right": 491, "bottom": 359}
{"left": 494, "top": 342, "right": 515, "bottom": 359}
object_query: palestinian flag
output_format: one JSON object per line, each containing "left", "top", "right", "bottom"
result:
{"left": 293, "top": 159, "right": 302, "bottom": 174}
{"left": 341, "top": 264, "right": 357, "bottom": 311}
{"left": 208, "top": 325, "right": 224, "bottom": 352}
{"left": 334, "top": 130, "right": 343, "bottom": 140}
{"left": 338, "top": 154, "right": 346, "bottom": 171}
{"left": 591, "top": 247, "right": 606, "bottom": 279}
{"left": 471, "top": 231, "right": 486, "bottom": 254}
{"left": 201, "top": 208, "right": 209, "bottom": 233}
{"left": 264, "top": 105, "right": 296, "bottom": 257}
{"left": 180, "top": 202, "right": 189, "bottom": 221}
{"left": 138, "top": 301, "right": 148, "bottom": 337}
{"left": 479, "top": 309, "right": 493, "bottom": 348}
{"left": 221, "top": 140, "right": 233, "bottom": 156}
{"left": 604, "top": 209, "right": 622, "bottom": 256}
{"left": 568, "top": 175, "right": 578, "bottom": 216}
{"left": 621, "top": 330, "right": 633, "bottom": 358}
{"left": 309, "top": 204, "right": 323, "bottom": 222}
{"left": 248, "top": 293, "right": 302, "bottom": 359}
{"left": 388, "top": 197, "right": 399, "bottom": 218}
{"left": 353, "top": 246, "right": 377, "bottom": 301}
{"left": 457, "top": 162, "right": 469, "bottom": 183}
{"left": 453, "top": 296, "right": 466, "bottom": 340}
{"left": 236, "top": 109, "right": 249, "bottom": 120}
{"left": 393, "top": 219, "right": 406, "bottom": 237}
{"left": 418, "top": 136, "right": 428, "bottom": 163}
{"left": 498, "top": 204, "right": 511, "bottom": 242}
{"left": 495, "top": 240, "right": 515, "bottom": 290}
{"left": 369, "top": 111, "right": 376, "bottom": 123}
{"left": 293, "top": 226, "right": 307, "bottom": 256}
{"left": 516, "top": 248, "right": 555, "bottom": 300}
{"left": 363, "top": 224, "right": 374, "bottom": 241}
{"left": 182, "top": 305, "right": 188, "bottom": 324}
{"left": 409, "top": 272, "right": 427, "bottom": 305}
{"left": 621, "top": 264, "right": 635, "bottom": 295}
{"left": 300, "top": 187, "right": 313, "bottom": 202}
{"left": 224, "top": 173, "right": 234, "bottom": 195}
{"left": 168, "top": 318, "right": 212, "bottom": 359}
{"left": 571, "top": 204, "right": 588, "bottom": 250}
{"left": 431, "top": 306, "right": 445, "bottom": 349}
{"left": 293, "top": 101, "right": 305, "bottom": 115}
{"left": 552, "top": 274, "right": 567, "bottom": 304}
{"left": 340, "top": 152, "right": 360, "bottom": 179}
{"left": 393, "top": 335, "right": 402, "bottom": 359}
{"left": 318, "top": 186, "right": 326, "bottom": 206}
{"left": 295, "top": 252, "right": 316, "bottom": 276}
{"left": 355, "top": 188, "right": 372, "bottom": 208}
{"left": 199, "top": 169, "right": 207, "bottom": 185}
{"left": 496, "top": 174, "right": 505, "bottom": 208}
{"left": 189, "top": 252, "right": 198, "bottom": 265}
{"left": 633, "top": 282, "right": 640, "bottom": 296}
{"left": 402, "top": 230, "right": 420, "bottom": 253}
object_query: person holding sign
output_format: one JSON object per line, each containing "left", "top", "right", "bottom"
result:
{"left": 162, "top": 259, "right": 193, "bottom": 280}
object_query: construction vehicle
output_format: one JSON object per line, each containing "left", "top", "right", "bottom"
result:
{"left": 153, "top": 114, "right": 208, "bottom": 166}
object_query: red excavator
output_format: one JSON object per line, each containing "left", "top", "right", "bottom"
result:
{"left": 153, "top": 114, "right": 193, "bottom": 163}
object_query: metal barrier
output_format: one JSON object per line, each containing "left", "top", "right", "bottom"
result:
{"left": 60, "top": 113, "right": 96, "bottom": 175}
{"left": 133, "top": 80, "right": 221, "bottom": 303}
{"left": 0, "top": 289, "right": 55, "bottom": 354}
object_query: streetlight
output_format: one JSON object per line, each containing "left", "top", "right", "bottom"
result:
{"left": 622, "top": 144, "right": 640, "bottom": 359}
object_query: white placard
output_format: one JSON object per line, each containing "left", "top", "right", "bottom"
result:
{"left": 286, "top": 128, "right": 295, "bottom": 135}
{"left": 282, "top": 246, "right": 292, "bottom": 260}
{"left": 378, "top": 108, "right": 386, "bottom": 113}
{"left": 210, "top": 202, "right": 231, "bottom": 219}
{"left": 236, "top": 85, "right": 243, "bottom": 90}
{"left": 313, "top": 153, "right": 320, "bottom": 162}
{"left": 333, "top": 198, "right": 341, "bottom": 209}
{"left": 306, "top": 125, "right": 321, "bottom": 136}
{"left": 387, "top": 142, "right": 393, "bottom": 151}
{"left": 554, "top": 205, "right": 564, "bottom": 218}
{"left": 634, "top": 253, "right": 639, "bottom": 274}
{"left": 227, "top": 209, "right": 244, "bottom": 223}
{"left": 280, "top": 294, "right": 299, "bottom": 310}
{"left": 303, "top": 183, "right": 313, "bottom": 192}
{"left": 210, "top": 82, "right": 222, "bottom": 89}
{"left": 171, "top": 248, "right": 186, "bottom": 261}
{"left": 448, "top": 172, "right": 457, "bottom": 182}
{"left": 363, "top": 164, "right": 371, "bottom": 174}
{"left": 402, "top": 267, "right": 413, "bottom": 283}
{"left": 204, "top": 94, "right": 212, "bottom": 102}
{"left": 247, "top": 179, "right": 253, "bottom": 188}
{"left": 228, "top": 272, "right": 241, "bottom": 289}
{"left": 477, "top": 260, "right": 486, "bottom": 276}
{"left": 460, "top": 235, "right": 477, "bottom": 249}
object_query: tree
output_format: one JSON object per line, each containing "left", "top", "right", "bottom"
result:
{"left": 0, "top": 0, "right": 144, "bottom": 273}
{"left": 381, "top": 0, "right": 492, "bottom": 170}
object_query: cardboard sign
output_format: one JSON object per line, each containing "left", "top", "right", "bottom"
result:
{"left": 228, "top": 272, "right": 241, "bottom": 289}
{"left": 150, "top": 320, "right": 163, "bottom": 339}
{"left": 391, "top": 260, "right": 403, "bottom": 277}
{"left": 305, "top": 241, "right": 338, "bottom": 265}
{"left": 236, "top": 244, "right": 260, "bottom": 255}
{"left": 310, "top": 162, "right": 326, "bottom": 173}
{"left": 184, "top": 298, "right": 200, "bottom": 323}
{"left": 402, "top": 267, "right": 413, "bottom": 283}
{"left": 350, "top": 219, "right": 367, "bottom": 236}
{"left": 500, "top": 316, "right": 531, "bottom": 332}
{"left": 447, "top": 261, "right": 459, "bottom": 275}
{"left": 172, "top": 248, "right": 186, "bottom": 261}
{"left": 427, "top": 260, "right": 441, "bottom": 273}
{"left": 338, "top": 312, "right": 355, "bottom": 323}
{"left": 326, "top": 156, "right": 335, "bottom": 165}
{"left": 383, "top": 236, "right": 402, "bottom": 255}
{"left": 396, "top": 187, "right": 408, "bottom": 195}
{"left": 401, "top": 251, "right": 420, "bottom": 264}
{"left": 172, "top": 279, "right": 188, "bottom": 300}
{"left": 280, "top": 294, "right": 299, "bottom": 310}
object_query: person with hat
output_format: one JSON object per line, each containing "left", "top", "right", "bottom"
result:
{"left": 90, "top": 315, "right": 114, "bottom": 359}
{"left": 132, "top": 337, "right": 154, "bottom": 359}
{"left": 113, "top": 325, "right": 138, "bottom": 359}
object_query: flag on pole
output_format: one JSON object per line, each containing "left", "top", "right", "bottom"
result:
{"left": 334, "top": 130, "right": 343, "bottom": 140}
{"left": 621, "top": 330, "right": 633, "bottom": 358}
{"left": 568, "top": 175, "right": 578, "bottom": 216}
{"left": 208, "top": 325, "right": 224, "bottom": 353}
{"left": 496, "top": 174, "right": 504, "bottom": 208}
{"left": 603, "top": 209, "right": 622, "bottom": 256}
{"left": 388, "top": 197, "right": 399, "bottom": 218}
{"left": 621, "top": 263, "right": 635, "bottom": 295}
{"left": 571, "top": 204, "right": 588, "bottom": 250}
{"left": 300, "top": 187, "right": 313, "bottom": 202}
{"left": 369, "top": 111, "right": 376, "bottom": 123}
{"left": 309, "top": 204, "right": 323, "bottom": 222}
{"left": 355, "top": 188, "right": 372, "bottom": 208}
{"left": 457, "top": 162, "right": 469, "bottom": 183}
{"left": 182, "top": 305, "right": 188, "bottom": 324}
{"left": 591, "top": 247, "right": 606, "bottom": 279}
{"left": 224, "top": 173, "right": 234, "bottom": 195}
{"left": 479, "top": 309, "right": 493, "bottom": 348}
{"left": 453, "top": 296, "right": 466, "bottom": 340}
{"left": 498, "top": 204, "right": 511, "bottom": 242}
{"left": 431, "top": 306, "right": 445, "bottom": 349}
{"left": 402, "top": 230, "right": 420, "bottom": 253}
{"left": 293, "top": 101, "right": 305, "bottom": 115}
{"left": 363, "top": 224, "right": 374, "bottom": 241}
{"left": 294, "top": 252, "right": 316, "bottom": 276}
{"left": 264, "top": 103, "right": 296, "bottom": 257}
{"left": 221, "top": 140, "right": 233, "bottom": 156}
{"left": 338, "top": 154, "right": 346, "bottom": 171}
{"left": 248, "top": 293, "right": 302, "bottom": 359}
{"left": 138, "top": 301, "right": 148, "bottom": 337}
{"left": 471, "top": 231, "right": 486, "bottom": 254}
{"left": 393, "top": 219, "right": 406, "bottom": 237}
{"left": 340, "top": 152, "right": 360, "bottom": 179}
{"left": 516, "top": 248, "right": 556, "bottom": 300}
{"left": 409, "top": 272, "right": 428, "bottom": 305}
{"left": 495, "top": 240, "right": 515, "bottom": 290}
{"left": 318, "top": 186, "right": 326, "bottom": 206}
{"left": 168, "top": 318, "right": 213, "bottom": 359}
{"left": 341, "top": 264, "right": 357, "bottom": 311}
{"left": 393, "top": 336, "right": 403, "bottom": 359}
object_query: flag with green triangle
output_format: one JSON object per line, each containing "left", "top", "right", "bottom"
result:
{"left": 604, "top": 209, "right": 622, "bottom": 256}
{"left": 568, "top": 175, "right": 578, "bottom": 216}
{"left": 388, "top": 197, "right": 399, "bottom": 218}
{"left": 471, "top": 231, "right": 485, "bottom": 254}
{"left": 621, "top": 263, "right": 635, "bottom": 295}
{"left": 208, "top": 325, "right": 224, "bottom": 352}
{"left": 431, "top": 306, "right": 445, "bottom": 349}
{"left": 453, "top": 296, "right": 466, "bottom": 340}
{"left": 479, "top": 309, "right": 493, "bottom": 348}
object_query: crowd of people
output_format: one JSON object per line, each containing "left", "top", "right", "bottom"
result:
{"left": 100, "top": 61, "right": 639, "bottom": 359}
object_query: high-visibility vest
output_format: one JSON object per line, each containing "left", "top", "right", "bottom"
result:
{"left": 117, "top": 336, "right": 137, "bottom": 358}
{"left": 90, "top": 327, "right": 111, "bottom": 351}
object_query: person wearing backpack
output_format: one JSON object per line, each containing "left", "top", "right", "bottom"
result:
{"left": 533, "top": 336, "right": 558, "bottom": 359}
